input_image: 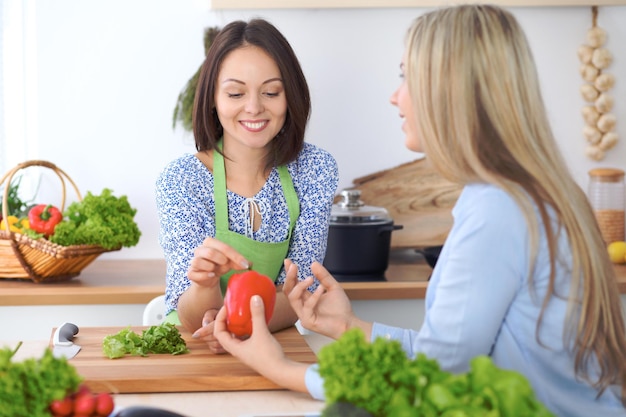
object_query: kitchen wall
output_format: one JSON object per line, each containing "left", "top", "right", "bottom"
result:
{"left": 2, "top": 0, "right": 625, "bottom": 260}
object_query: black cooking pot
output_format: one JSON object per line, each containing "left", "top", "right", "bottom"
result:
{"left": 323, "top": 190, "right": 403, "bottom": 282}
{"left": 416, "top": 245, "right": 443, "bottom": 269}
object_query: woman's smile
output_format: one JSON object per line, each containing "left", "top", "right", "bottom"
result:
{"left": 240, "top": 120, "right": 269, "bottom": 132}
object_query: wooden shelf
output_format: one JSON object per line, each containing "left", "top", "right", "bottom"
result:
{"left": 0, "top": 258, "right": 432, "bottom": 306}
{"left": 211, "top": 0, "right": 623, "bottom": 9}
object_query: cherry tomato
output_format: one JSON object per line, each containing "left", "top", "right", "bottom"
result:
{"left": 73, "top": 392, "right": 96, "bottom": 416}
{"left": 73, "top": 383, "right": 92, "bottom": 398}
{"left": 49, "top": 396, "right": 73, "bottom": 417}
{"left": 224, "top": 270, "right": 276, "bottom": 338}
{"left": 95, "top": 392, "right": 115, "bottom": 416}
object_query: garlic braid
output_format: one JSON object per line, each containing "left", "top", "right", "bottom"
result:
{"left": 579, "top": 6, "right": 618, "bottom": 161}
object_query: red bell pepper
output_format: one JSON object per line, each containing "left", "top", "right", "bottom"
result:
{"left": 224, "top": 270, "right": 276, "bottom": 338}
{"left": 28, "top": 204, "right": 63, "bottom": 237}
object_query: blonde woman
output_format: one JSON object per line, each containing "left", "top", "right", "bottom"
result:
{"left": 215, "top": 5, "right": 626, "bottom": 416}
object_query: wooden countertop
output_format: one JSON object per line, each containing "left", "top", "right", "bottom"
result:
{"left": 0, "top": 259, "right": 166, "bottom": 306}
{"left": 5, "top": 333, "right": 332, "bottom": 417}
{"left": 1, "top": 252, "right": 625, "bottom": 306}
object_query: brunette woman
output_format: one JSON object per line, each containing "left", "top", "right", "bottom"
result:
{"left": 156, "top": 19, "right": 338, "bottom": 352}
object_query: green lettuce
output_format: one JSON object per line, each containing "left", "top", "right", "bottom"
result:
{"left": 318, "top": 328, "right": 554, "bottom": 417}
{"left": 50, "top": 188, "right": 141, "bottom": 249}
{"left": 102, "top": 323, "right": 189, "bottom": 359}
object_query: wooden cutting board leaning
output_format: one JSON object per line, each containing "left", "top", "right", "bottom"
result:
{"left": 48, "top": 325, "right": 317, "bottom": 394}
{"left": 341, "top": 157, "right": 463, "bottom": 249}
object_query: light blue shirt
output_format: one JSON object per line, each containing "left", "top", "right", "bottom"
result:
{"left": 305, "top": 183, "right": 624, "bottom": 416}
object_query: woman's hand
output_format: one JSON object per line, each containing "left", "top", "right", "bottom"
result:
{"left": 283, "top": 260, "right": 368, "bottom": 340}
{"left": 214, "top": 295, "right": 310, "bottom": 393}
{"left": 187, "top": 237, "right": 250, "bottom": 288}
{"left": 179, "top": 237, "right": 248, "bottom": 332}
{"left": 191, "top": 308, "right": 226, "bottom": 354}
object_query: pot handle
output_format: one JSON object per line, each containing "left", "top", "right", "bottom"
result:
{"left": 377, "top": 224, "right": 404, "bottom": 235}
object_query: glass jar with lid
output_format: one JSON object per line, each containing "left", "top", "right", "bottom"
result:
{"left": 588, "top": 168, "right": 625, "bottom": 244}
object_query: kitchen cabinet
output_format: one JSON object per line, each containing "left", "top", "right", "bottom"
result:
{"left": 212, "top": 0, "right": 625, "bottom": 9}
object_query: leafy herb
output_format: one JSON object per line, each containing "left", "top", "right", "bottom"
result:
{"left": 318, "top": 328, "right": 554, "bottom": 417}
{"left": 102, "top": 323, "right": 190, "bottom": 359}
{"left": 0, "top": 342, "right": 82, "bottom": 417}
{"left": 172, "top": 26, "right": 220, "bottom": 132}
{"left": 0, "top": 176, "right": 34, "bottom": 220}
{"left": 49, "top": 188, "right": 141, "bottom": 249}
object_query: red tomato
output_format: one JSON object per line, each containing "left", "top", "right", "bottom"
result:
{"left": 73, "top": 392, "right": 96, "bottom": 416}
{"left": 73, "top": 383, "right": 92, "bottom": 398}
{"left": 95, "top": 392, "right": 115, "bottom": 416}
{"left": 49, "top": 396, "right": 73, "bottom": 417}
{"left": 224, "top": 270, "right": 276, "bottom": 337}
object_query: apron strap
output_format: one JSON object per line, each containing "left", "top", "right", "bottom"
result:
{"left": 278, "top": 165, "right": 299, "bottom": 238}
{"left": 213, "top": 142, "right": 229, "bottom": 231}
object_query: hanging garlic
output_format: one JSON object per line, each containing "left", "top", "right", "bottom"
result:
{"left": 580, "top": 64, "right": 599, "bottom": 82}
{"left": 599, "top": 132, "right": 619, "bottom": 151}
{"left": 586, "top": 26, "right": 607, "bottom": 47}
{"left": 583, "top": 125, "right": 602, "bottom": 144}
{"left": 595, "top": 93, "right": 614, "bottom": 113}
{"left": 579, "top": 6, "right": 618, "bottom": 160}
{"left": 582, "top": 105, "right": 600, "bottom": 125}
{"left": 586, "top": 144, "right": 605, "bottom": 161}
{"left": 591, "top": 48, "right": 613, "bottom": 69}
{"left": 577, "top": 44, "right": 594, "bottom": 63}
{"left": 594, "top": 73, "right": 615, "bottom": 92}
{"left": 597, "top": 113, "right": 617, "bottom": 133}
{"left": 581, "top": 84, "right": 600, "bottom": 102}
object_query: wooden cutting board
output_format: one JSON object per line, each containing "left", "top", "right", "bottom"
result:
{"left": 344, "top": 157, "right": 463, "bottom": 249}
{"left": 49, "top": 325, "right": 317, "bottom": 394}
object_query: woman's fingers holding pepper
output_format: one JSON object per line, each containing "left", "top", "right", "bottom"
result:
{"left": 192, "top": 309, "right": 226, "bottom": 354}
{"left": 200, "top": 237, "right": 250, "bottom": 270}
{"left": 214, "top": 306, "right": 242, "bottom": 352}
{"left": 188, "top": 238, "right": 250, "bottom": 283}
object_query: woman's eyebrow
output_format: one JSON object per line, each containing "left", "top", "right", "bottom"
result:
{"left": 221, "top": 77, "right": 283, "bottom": 85}
{"left": 262, "top": 77, "right": 283, "bottom": 84}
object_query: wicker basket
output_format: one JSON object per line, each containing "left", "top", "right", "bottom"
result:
{"left": 0, "top": 160, "right": 120, "bottom": 283}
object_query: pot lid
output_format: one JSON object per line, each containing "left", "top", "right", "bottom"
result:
{"left": 330, "top": 189, "right": 392, "bottom": 223}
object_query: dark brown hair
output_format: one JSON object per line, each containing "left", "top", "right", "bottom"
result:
{"left": 193, "top": 18, "right": 310, "bottom": 168}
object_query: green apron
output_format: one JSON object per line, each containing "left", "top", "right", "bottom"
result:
{"left": 165, "top": 147, "right": 299, "bottom": 325}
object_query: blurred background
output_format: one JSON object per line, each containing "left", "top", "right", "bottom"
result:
{"left": 1, "top": 0, "right": 624, "bottom": 259}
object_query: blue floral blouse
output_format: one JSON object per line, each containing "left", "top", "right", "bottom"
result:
{"left": 156, "top": 143, "right": 339, "bottom": 315}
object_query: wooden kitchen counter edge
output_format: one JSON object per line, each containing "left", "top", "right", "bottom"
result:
{"left": 1, "top": 259, "right": 625, "bottom": 306}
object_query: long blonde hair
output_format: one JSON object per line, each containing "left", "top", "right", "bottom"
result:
{"left": 406, "top": 4, "right": 626, "bottom": 403}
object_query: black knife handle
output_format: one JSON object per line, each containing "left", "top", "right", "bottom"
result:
{"left": 53, "top": 322, "right": 79, "bottom": 346}
{"left": 115, "top": 406, "right": 188, "bottom": 417}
